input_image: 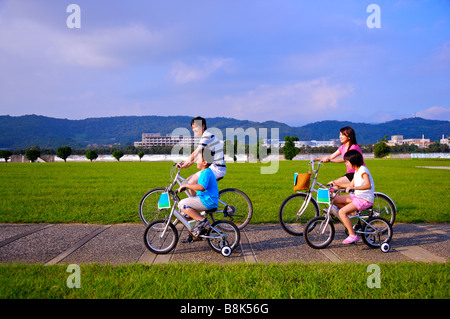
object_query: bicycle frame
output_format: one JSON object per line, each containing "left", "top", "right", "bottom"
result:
{"left": 165, "top": 164, "right": 232, "bottom": 217}
{"left": 158, "top": 165, "right": 228, "bottom": 240}
{"left": 296, "top": 160, "right": 395, "bottom": 222}
{"left": 159, "top": 201, "right": 228, "bottom": 241}
{"left": 317, "top": 187, "right": 379, "bottom": 236}
{"left": 295, "top": 160, "right": 327, "bottom": 216}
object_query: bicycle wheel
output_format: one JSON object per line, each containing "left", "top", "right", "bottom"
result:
{"left": 213, "top": 188, "right": 253, "bottom": 230}
{"left": 143, "top": 219, "right": 179, "bottom": 254}
{"left": 361, "top": 217, "right": 393, "bottom": 249}
{"left": 304, "top": 216, "right": 335, "bottom": 249}
{"left": 278, "top": 192, "right": 320, "bottom": 236}
{"left": 206, "top": 220, "right": 241, "bottom": 253}
{"left": 139, "top": 188, "right": 174, "bottom": 225}
{"left": 362, "top": 192, "right": 396, "bottom": 225}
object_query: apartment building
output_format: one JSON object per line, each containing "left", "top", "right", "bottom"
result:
{"left": 387, "top": 135, "right": 431, "bottom": 148}
{"left": 134, "top": 133, "right": 200, "bottom": 147}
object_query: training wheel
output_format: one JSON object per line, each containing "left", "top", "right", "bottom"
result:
{"left": 380, "top": 243, "right": 390, "bottom": 253}
{"left": 221, "top": 246, "right": 232, "bottom": 257}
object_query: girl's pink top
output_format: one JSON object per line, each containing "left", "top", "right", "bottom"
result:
{"left": 338, "top": 144, "right": 365, "bottom": 173}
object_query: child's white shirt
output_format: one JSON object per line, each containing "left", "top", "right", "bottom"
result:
{"left": 354, "top": 166, "right": 375, "bottom": 203}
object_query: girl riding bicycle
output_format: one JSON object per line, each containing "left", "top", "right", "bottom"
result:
{"left": 330, "top": 150, "right": 375, "bottom": 244}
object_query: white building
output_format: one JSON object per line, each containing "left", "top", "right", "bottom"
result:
{"left": 387, "top": 135, "right": 431, "bottom": 148}
{"left": 263, "top": 139, "right": 340, "bottom": 148}
{"left": 134, "top": 133, "right": 200, "bottom": 147}
{"left": 440, "top": 134, "right": 449, "bottom": 145}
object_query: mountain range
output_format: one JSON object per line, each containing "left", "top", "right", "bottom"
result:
{"left": 0, "top": 114, "right": 449, "bottom": 149}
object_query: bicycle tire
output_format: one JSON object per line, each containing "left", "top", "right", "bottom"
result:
{"left": 139, "top": 188, "right": 167, "bottom": 225}
{"left": 143, "top": 219, "right": 179, "bottom": 254}
{"left": 361, "top": 216, "right": 393, "bottom": 249}
{"left": 304, "top": 216, "right": 335, "bottom": 249}
{"left": 363, "top": 192, "right": 396, "bottom": 225}
{"left": 278, "top": 192, "right": 320, "bottom": 236}
{"left": 213, "top": 188, "right": 253, "bottom": 229}
{"left": 206, "top": 220, "right": 241, "bottom": 253}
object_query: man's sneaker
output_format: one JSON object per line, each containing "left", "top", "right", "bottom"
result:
{"left": 191, "top": 218, "right": 210, "bottom": 237}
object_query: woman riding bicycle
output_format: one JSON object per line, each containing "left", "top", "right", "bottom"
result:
{"left": 313, "top": 126, "right": 365, "bottom": 185}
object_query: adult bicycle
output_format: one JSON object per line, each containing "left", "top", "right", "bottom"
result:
{"left": 139, "top": 163, "right": 253, "bottom": 229}
{"left": 279, "top": 159, "right": 396, "bottom": 236}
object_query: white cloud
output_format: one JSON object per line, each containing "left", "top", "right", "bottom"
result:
{"left": 170, "top": 57, "right": 233, "bottom": 84}
{"left": 218, "top": 78, "right": 354, "bottom": 125}
{"left": 283, "top": 45, "right": 385, "bottom": 78}
{"left": 416, "top": 106, "right": 450, "bottom": 121}
{"left": 0, "top": 17, "right": 167, "bottom": 69}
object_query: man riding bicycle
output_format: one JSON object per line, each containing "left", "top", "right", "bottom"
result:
{"left": 177, "top": 116, "right": 226, "bottom": 196}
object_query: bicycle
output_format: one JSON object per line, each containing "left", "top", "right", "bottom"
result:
{"left": 303, "top": 186, "right": 393, "bottom": 252}
{"left": 279, "top": 159, "right": 396, "bottom": 236}
{"left": 139, "top": 163, "right": 253, "bottom": 229}
{"left": 143, "top": 209, "right": 240, "bottom": 258}
{"left": 142, "top": 167, "right": 241, "bottom": 257}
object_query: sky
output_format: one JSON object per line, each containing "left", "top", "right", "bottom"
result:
{"left": 0, "top": 0, "right": 449, "bottom": 127}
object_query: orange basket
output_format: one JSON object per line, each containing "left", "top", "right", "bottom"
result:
{"left": 293, "top": 172, "right": 312, "bottom": 191}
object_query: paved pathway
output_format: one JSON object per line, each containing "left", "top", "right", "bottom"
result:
{"left": 0, "top": 223, "right": 448, "bottom": 265}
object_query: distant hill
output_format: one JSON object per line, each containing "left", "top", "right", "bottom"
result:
{"left": 0, "top": 114, "right": 448, "bottom": 149}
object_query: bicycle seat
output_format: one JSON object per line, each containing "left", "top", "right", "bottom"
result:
{"left": 216, "top": 177, "right": 224, "bottom": 182}
{"left": 205, "top": 208, "right": 218, "bottom": 213}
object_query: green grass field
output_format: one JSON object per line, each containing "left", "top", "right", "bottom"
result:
{"left": 0, "top": 262, "right": 448, "bottom": 299}
{"left": 0, "top": 159, "right": 449, "bottom": 224}
{"left": 1, "top": 159, "right": 448, "bottom": 300}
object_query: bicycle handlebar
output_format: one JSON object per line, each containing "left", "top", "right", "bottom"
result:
{"left": 309, "top": 159, "right": 324, "bottom": 173}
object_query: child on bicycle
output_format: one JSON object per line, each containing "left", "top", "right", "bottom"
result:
{"left": 330, "top": 150, "right": 375, "bottom": 244}
{"left": 177, "top": 149, "right": 219, "bottom": 237}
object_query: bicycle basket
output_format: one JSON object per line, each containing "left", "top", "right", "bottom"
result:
{"left": 293, "top": 172, "right": 311, "bottom": 191}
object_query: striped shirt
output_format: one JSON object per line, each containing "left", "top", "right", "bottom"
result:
{"left": 198, "top": 130, "right": 226, "bottom": 172}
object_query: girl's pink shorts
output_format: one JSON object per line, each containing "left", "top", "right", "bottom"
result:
{"left": 350, "top": 194, "right": 373, "bottom": 211}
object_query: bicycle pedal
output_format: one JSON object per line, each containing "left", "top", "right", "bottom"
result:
{"left": 182, "top": 234, "right": 194, "bottom": 244}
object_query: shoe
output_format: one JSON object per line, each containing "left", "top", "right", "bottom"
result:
{"left": 191, "top": 218, "right": 210, "bottom": 237}
{"left": 342, "top": 235, "right": 359, "bottom": 244}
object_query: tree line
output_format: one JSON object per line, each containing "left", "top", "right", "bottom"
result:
{"left": 1, "top": 136, "right": 448, "bottom": 162}
{"left": 0, "top": 144, "right": 198, "bottom": 162}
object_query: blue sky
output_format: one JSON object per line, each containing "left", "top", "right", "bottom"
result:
{"left": 0, "top": 0, "right": 449, "bottom": 126}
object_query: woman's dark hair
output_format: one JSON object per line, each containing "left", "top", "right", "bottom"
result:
{"left": 340, "top": 126, "right": 357, "bottom": 148}
{"left": 191, "top": 116, "right": 207, "bottom": 130}
{"left": 343, "top": 150, "right": 364, "bottom": 167}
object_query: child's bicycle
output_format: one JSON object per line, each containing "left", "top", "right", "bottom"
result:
{"left": 143, "top": 166, "right": 240, "bottom": 257}
{"left": 303, "top": 185, "right": 393, "bottom": 252}
{"left": 139, "top": 163, "right": 253, "bottom": 229}
{"left": 279, "top": 159, "right": 396, "bottom": 236}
